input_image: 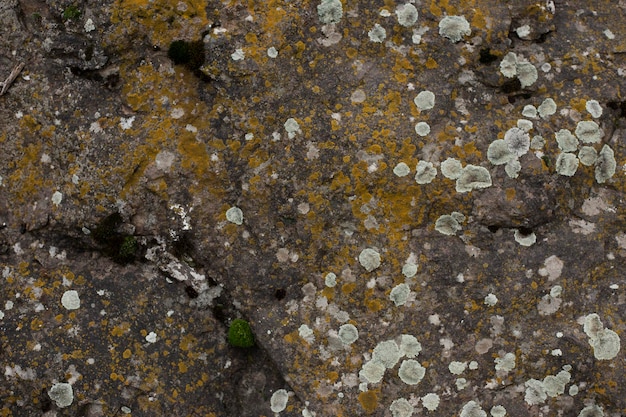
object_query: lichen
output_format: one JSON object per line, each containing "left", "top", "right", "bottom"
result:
{"left": 487, "top": 140, "right": 514, "bottom": 166}
{"left": 395, "top": 4, "right": 418, "bottom": 27}
{"left": 389, "top": 398, "right": 414, "bottom": 417}
{"left": 555, "top": 129, "right": 578, "bottom": 153}
{"left": 595, "top": 144, "right": 616, "bottom": 183}
{"left": 438, "top": 15, "right": 471, "bottom": 43}
{"left": 555, "top": 152, "right": 579, "bottom": 176}
{"left": 441, "top": 157, "right": 463, "bottom": 179}
{"left": 455, "top": 165, "right": 492, "bottom": 193}
{"left": 414, "top": 161, "right": 437, "bottom": 184}
{"left": 575, "top": 120, "right": 602, "bottom": 144}
{"left": 368, "top": 24, "right": 387, "bottom": 43}
{"left": 398, "top": 359, "right": 425, "bottom": 385}
{"left": 317, "top": 0, "right": 343, "bottom": 24}
{"left": 414, "top": 91, "right": 435, "bottom": 111}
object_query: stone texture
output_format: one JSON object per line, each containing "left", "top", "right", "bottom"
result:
{"left": 1, "top": 0, "right": 626, "bottom": 416}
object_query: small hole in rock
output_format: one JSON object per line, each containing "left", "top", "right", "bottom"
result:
{"left": 185, "top": 286, "right": 199, "bottom": 299}
{"left": 274, "top": 288, "right": 286, "bottom": 300}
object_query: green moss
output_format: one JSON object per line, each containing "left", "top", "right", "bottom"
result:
{"left": 62, "top": 5, "right": 81, "bottom": 20}
{"left": 118, "top": 236, "right": 138, "bottom": 262}
{"left": 228, "top": 319, "right": 255, "bottom": 348}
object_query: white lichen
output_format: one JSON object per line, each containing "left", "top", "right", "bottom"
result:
{"left": 338, "top": 324, "right": 359, "bottom": 345}
{"left": 583, "top": 313, "right": 621, "bottom": 360}
{"left": 414, "top": 91, "right": 435, "bottom": 111}
{"left": 225, "top": 206, "right": 244, "bottom": 225}
{"left": 441, "top": 157, "right": 463, "bottom": 179}
{"left": 504, "top": 127, "right": 530, "bottom": 157}
{"left": 578, "top": 405, "right": 604, "bottom": 417}
{"left": 390, "top": 283, "right": 410, "bottom": 306}
{"left": 359, "top": 360, "right": 385, "bottom": 383}
{"left": 460, "top": 400, "right": 487, "bottom": 417}
{"left": 284, "top": 118, "right": 301, "bottom": 138}
{"left": 555, "top": 129, "right": 579, "bottom": 152}
{"left": 438, "top": 15, "right": 471, "bottom": 43}
{"left": 270, "top": 389, "right": 289, "bottom": 413}
{"left": 414, "top": 161, "right": 437, "bottom": 184}
{"left": 531, "top": 135, "right": 545, "bottom": 150}
{"left": 422, "top": 393, "right": 440, "bottom": 411}
{"left": 435, "top": 214, "right": 462, "bottom": 236}
{"left": 537, "top": 98, "right": 557, "bottom": 118}
{"left": 555, "top": 152, "right": 579, "bottom": 176}
{"left": 487, "top": 140, "right": 514, "bottom": 165}
{"left": 317, "top": 0, "right": 343, "bottom": 24}
{"left": 494, "top": 352, "right": 516, "bottom": 372}
{"left": 359, "top": 248, "right": 381, "bottom": 272}
{"left": 448, "top": 361, "right": 467, "bottom": 375}
{"left": 368, "top": 24, "right": 387, "bottom": 43}
{"left": 61, "top": 290, "right": 80, "bottom": 310}
{"left": 490, "top": 405, "right": 507, "bottom": 417}
{"left": 578, "top": 146, "right": 598, "bottom": 166}
{"left": 524, "top": 378, "right": 547, "bottom": 405}
{"left": 396, "top": 3, "right": 418, "bottom": 27}
{"left": 398, "top": 359, "right": 425, "bottom": 385}
{"left": 522, "top": 105, "right": 538, "bottom": 118}
{"left": 399, "top": 334, "right": 422, "bottom": 358}
{"left": 586, "top": 100, "right": 603, "bottom": 118}
{"left": 505, "top": 159, "right": 521, "bottom": 179}
{"left": 48, "top": 383, "right": 74, "bottom": 408}
{"left": 484, "top": 293, "right": 498, "bottom": 306}
{"left": 325, "top": 272, "right": 337, "bottom": 287}
{"left": 514, "top": 229, "right": 536, "bottom": 246}
{"left": 415, "top": 121, "right": 431, "bottom": 136}
{"left": 390, "top": 398, "right": 414, "bottom": 417}
{"left": 393, "top": 162, "right": 411, "bottom": 177}
{"left": 372, "top": 340, "right": 401, "bottom": 368}
{"left": 575, "top": 120, "right": 602, "bottom": 144}
{"left": 595, "top": 144, "right": 616, "bottom": 183}
{"left": 455, "top": 165, "right": 492, "bottom": 193}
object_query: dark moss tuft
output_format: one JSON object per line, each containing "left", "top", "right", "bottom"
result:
{"left": 228, "top": 319, "right": 255, "bottom": 348}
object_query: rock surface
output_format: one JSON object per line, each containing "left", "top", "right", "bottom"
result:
{"left": 1, "top": 0, "right": 626, "bottom": 416}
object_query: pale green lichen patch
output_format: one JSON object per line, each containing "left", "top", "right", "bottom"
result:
{"left": 389, "top": 398, "right": 414, "bottom": 417}
{"left": 505, "top": 159, "right": 521, "bottom": 179}
{"left": 583, "top": 313, "right": 621, "bottom": 360}
{"left": 448, "top": 361, "right": 467, "bottom": 375}
{"left": 537, "top": 98, "right": 557, "bottom": 118}
{"left": 494, "top": 352, "right": 515, "bottom": 372}
{"left": 595, "top": 144, "right": 616, "bottom": 183}
{"left": 578, "top": 146, "right": 597, "bottom": 166}
{"left": 372, "top": 340, "right": 401, "bottom": 369}
{"left": 324, "top": 272, "right": 337, "bottom": 287}
{"left": 48, "top": 383, "right": 74, "bottom": 408}
{"left": 414, "top": 161, "right": 437, "bottom": 184}
{"left": 395, "top": 4, "right": 418, "bottom": 27}
{"left": 398, "top": 359, "right": 425, "bottom": 385}
{"left": 390, "top": 283, "right": 410, "bottom": 306}
{"left": 484, "top": 293, "right": 498, "bottom": 306}
{"left": 460, "top": 400, "right": 487, "bottom": 417}
{"left": 504, "top": 127, "right": 530, "bottom": 157}
{"left": 359, "top": 360, "right": 385, "bottom": 383}
{"left": 398, "top": 334, "right": 421, "bottom": 358}
{"left": 393, "top": 162, "right": 410, "bottom": 177}
{"left": 522, "top": 105, "right": 538, "bottom": 118}
{"left": 61, "top": 290, "right": 80, "bottom": 310}
{"left": 414, "top": 91, "right": 435, "bottom": 111}
{"left": 317, "top": 0, "right": 343, "bottom": 24}
{"left": 555, "top": 129, "right": 578, "bottom": 152}
{"left": 441, "top": 157, "right": 463, "bottom": 179}
{"left": 586, "top": 99, "right": 603, "bottom": 118}
{"left": 368, "top": 24, "right": 387, "bottom": 43}
{"left": 415, "top": 122, "right": 430, "bottom": 137}
{"left": 359, "top": 248, "right": 381, "bottom": 272}
{"left": 575, "top": 120, "right": 602, "bottom": 144}
{"left": 490, "top": 405, "right": 507, "bottom": 417}
{"left": 435, "top": 214, "right": 462, "bottom": 235}
{"left": 455, "top": 165, "right": 492, "bottom": 193}
{"left": 270, "top": 389, "right": 289, "bottom": 413}
{"left": 487, "top": 140, "right": 514, "bottom": 166}
{"left": 499, "top": 53, "right": 538, "bottom": 88}
{"left": 422, "top": 393, "right": 440, "bottom": 411}
{"left": 338, "top": 323, "right": 359, "bottom": 345}
{"left": 555, "top": 152, "right": 579, "bottom": 176}
{"left": 225, "top": 206, "right": 244, "bottom": 225}
{"left": 438, "top": 15, "right": 471, "bottom": 43}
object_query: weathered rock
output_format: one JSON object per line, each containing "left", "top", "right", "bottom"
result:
{"left": 1, "top": 0, "right": 626, "bottom": 416}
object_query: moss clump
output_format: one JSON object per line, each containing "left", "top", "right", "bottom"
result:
{"left": 118, "top": 236, "right": 138, "bottom": 262}
{"left": 62, "top": 5, "right": 81, "bottom": 20}
{"left": 167, "top": 40, "right": 205, "bottom": 71}
{"left": 228, "top": 319, "right": 255, "bottom": 348}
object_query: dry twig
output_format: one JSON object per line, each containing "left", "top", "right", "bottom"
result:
{"left": 0, "top": 62, "right": 25, "bottom": 96}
